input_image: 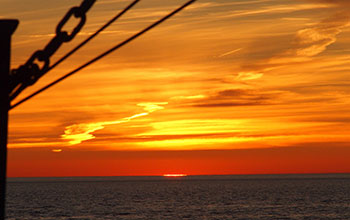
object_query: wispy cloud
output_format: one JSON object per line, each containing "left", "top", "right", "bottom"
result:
{"left": 170, "top": 95, "right": 206, "bottom": 100}
{"left": 217, "top": 48, "right": 242, "bottom": 58}
{"left": 61, "top": 102, "right": 167, "bottom": 145}
{"left": 293, "top": 13, "right": 349, "bottom": 57}
{"left": 236, "top": 72, "right": 264, "bottom": 81}
{"left": 238, "top": 0, "right": 350, "bottom": 76}
{"left": 137, "top": 102, "right": 168, "bottom": 113}
{"left": 223, "top": 3, "right": 332, "bottom": 19}
{"left": 190, "top": 89, "right": 280, "bottom": 108}
{"left": 308, "top": 0, "right": 350, "bottom": 6}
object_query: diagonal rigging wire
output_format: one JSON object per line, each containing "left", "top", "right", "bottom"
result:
{"left": 10, "top": 0, "right": 196, "bottom": 110}
{"left": 9, "top": 0, "right": 139, "bottom": 102}
{"left": 47, "top": 0, "right": 140, "bottom": 73}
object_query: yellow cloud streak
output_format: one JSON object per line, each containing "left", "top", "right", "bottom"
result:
{"left": 61, "top": 102, "right": 168, "bottom": 145}
{"left": 217, "top": 48, "right": 242, "bottom": 58}
{"left": 140, "top": 118, "right": 330, "bottom": 136}
{"left": 224, "top": 3, "right": 332, "bottom": 18}
{"left": 236, "top": 72, "right": 264, "bottom": 81}
{"left": 170, "top": 95, "right": 206, "bottom": 100}
{"left": 135, "top": 134, "right": 350, "bottom": 151}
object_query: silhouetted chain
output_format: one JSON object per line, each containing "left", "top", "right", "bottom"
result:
{"left": 10, "top": 0, "right": 197, "bottom": 110}
{"left": 9, "top": 0, "right": 96, "bottom": 101}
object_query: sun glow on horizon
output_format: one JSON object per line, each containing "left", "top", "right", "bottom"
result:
{"left": 163, "top": 174, "right": 188, "bottom": 177}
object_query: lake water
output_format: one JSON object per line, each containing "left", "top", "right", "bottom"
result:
{"left": 6, "top": 174, "right": 350, "bottom": 219}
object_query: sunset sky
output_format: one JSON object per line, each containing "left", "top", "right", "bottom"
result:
{"left": 2, "top": 0, "right": 350, "bottom": 177}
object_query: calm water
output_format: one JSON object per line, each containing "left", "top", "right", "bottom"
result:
{"left": 6, "top": 174, "right": 350, "bottom": 219}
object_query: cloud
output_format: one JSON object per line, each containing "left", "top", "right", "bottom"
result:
{"left": 191, "top": 89, "right": 280, "bottom": 108}
{"left": 137, "top": 102, "right": 168, "bottom": 113}
{"left": 170, "top": 95, "right": 206, "bottom": 100}
{"left": 223, "top": 3, "right": 331, "bottom": 19}
{"left": 237, "top": 1, "right": 350, "bottom": 76}
{"left": 217, "top": 48, "right": 243, "bottom": 58}
{"left": 307, "top": 0, "right": 350, "bottom": 6}
{"left": 187, "top": 1, "right": 281, "bottom": 12}
{"left": 194, "top": 102, "right": 267, "bottom": 108}
{"left": 61, "top": 102, "right": 167, "bottom": 145}
{"left": 292, "top": 13, "right": 350, "bottom": 57}
{"left": 236, "top": 72, "right": 264, "bottom": 81}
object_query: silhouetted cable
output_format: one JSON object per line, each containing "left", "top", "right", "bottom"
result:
{"left": 10, "top": 0, "right": 196, "bottom": 110}
{"left": 9, "top": 0, "right": 97, "bottom": 102}
{"left": 9, "top": 0, "right": 138, "bottom": 102}
{"left": 48, "top": 0, "right": 140, "bottom": 73}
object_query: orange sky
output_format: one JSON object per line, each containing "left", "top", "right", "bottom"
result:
{"left": 2, "top": 0, "right": 350, "bottom": 177}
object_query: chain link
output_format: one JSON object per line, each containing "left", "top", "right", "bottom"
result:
{"left": 56, "top": 7, "right": 86, "bottom": 42}
{"left": 9, "top": 0, "right": 96, "bottom": 100}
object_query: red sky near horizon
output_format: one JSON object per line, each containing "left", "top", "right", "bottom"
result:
{"left": 3, "top": 0, "right": 350, "bottom": 177}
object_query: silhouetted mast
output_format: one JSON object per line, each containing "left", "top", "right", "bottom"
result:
{"left": 0, "top": 19, "right": 19, "bottom": 220}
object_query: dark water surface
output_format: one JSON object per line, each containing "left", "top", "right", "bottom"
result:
{"left": 6, "top": 174, "right": 350, "bottom": 219}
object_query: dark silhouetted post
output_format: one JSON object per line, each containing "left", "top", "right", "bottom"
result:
{"left": 0, "top": 19, "right": 18, "bottom": 220}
